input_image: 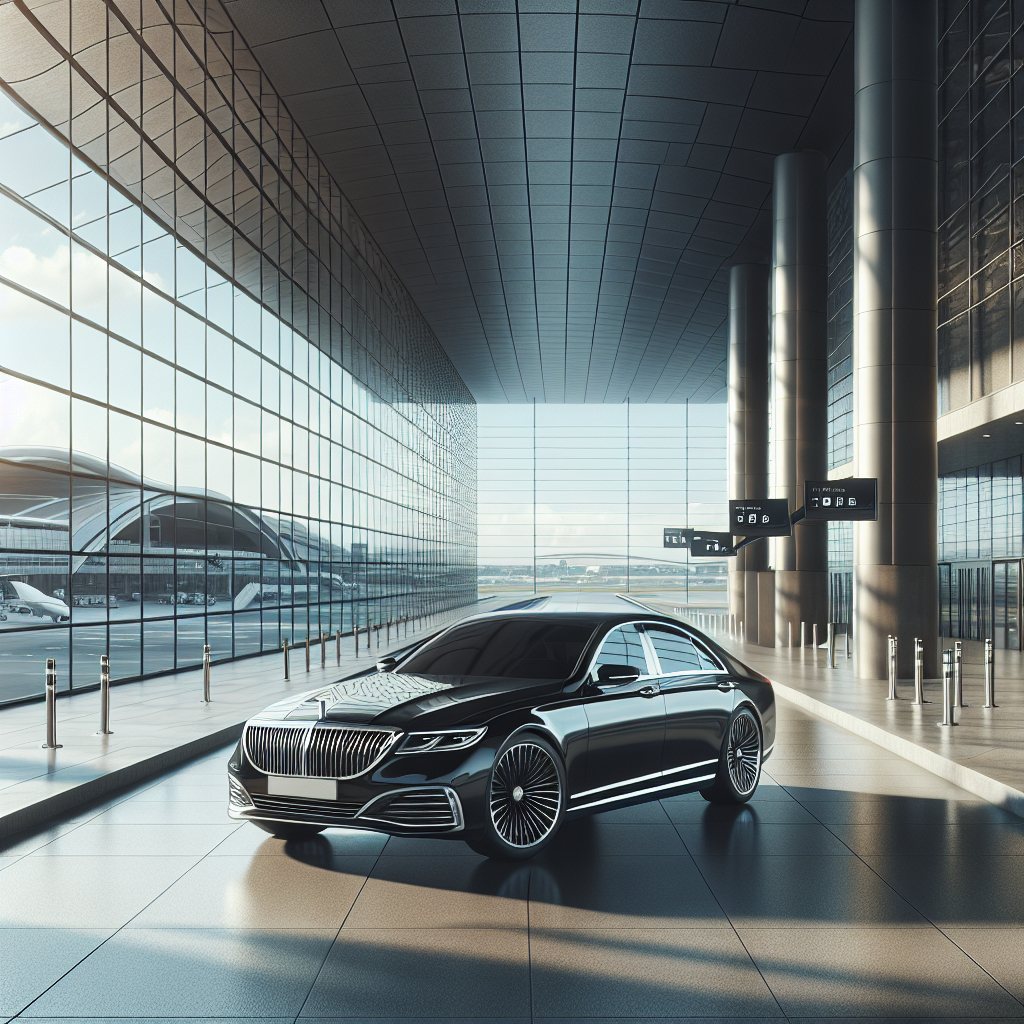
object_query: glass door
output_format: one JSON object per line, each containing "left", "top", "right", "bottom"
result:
{"left": 993, "top": 561, "right": 1021, "bottom": 650}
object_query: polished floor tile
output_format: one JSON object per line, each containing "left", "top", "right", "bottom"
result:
{"left": 300, "top": 929, "right": 530, "bottom": 1018}
{"left": 662, "top": 796, "right": 818, "bottom": 824}
{"left": 529, "top": 928, "right": 782, "bottom": 1018}
{"left": 538, "top": 820, "right": 687, "bottom": 859}
{"left": 0, "top": 928, "right": 112, "bottom": 1017}
{"left": 25, "top": 928, "right": 337, "bottom": 1017}
{"left": 674, "top": 820, "right": 852, "bottom": 858}
{"left": 528, "top": 855, "right": 729, "bottom": 929}
{"left": 128, "top": 853, "right": 376, "bottom": 929}
{"left": 0, "top": 855, "right": 199, "bottom": 928}
{"left": 861, "top": 855, "right": 1024, "bottom": 927}
{"left": 32, "top": 822, "right": 240, "bottom": 856}
{"left": 829, "top": 821, "right": 1024, "bottom": 858}
{"left": 739, "top": 926, "right": 1024, "bottom": 1017}
{"left": 944, "top": 927, "right": 1024, "bottom": 1002}
{"left": 692, "top": 854, "right": 929, "bottom": 927}
{"left": 345, "top": 855, "right": 528, "bottom": 929}
{"left": 86, "top": 798, "right": 235, "bottom": 825}
{"left": 210, "top": 824, "right": 389, "bottom": 858}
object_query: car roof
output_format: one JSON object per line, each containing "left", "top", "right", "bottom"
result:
{"left": 456, "top": 593, "right": 684, "bottom": 628}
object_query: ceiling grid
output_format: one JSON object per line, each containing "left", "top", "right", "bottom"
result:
{"left": 224, "top": 0, "right": 853, "bottom": 403}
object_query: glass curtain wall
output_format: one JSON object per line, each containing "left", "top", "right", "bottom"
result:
{"left": 0, "top": 2, "right": 476, "bottom": 704}
{"left": 937, "top": 0, "right": 1024, "bottom": 411}
{"left": 478, "top": 403, "right": 727, "bottom": 606}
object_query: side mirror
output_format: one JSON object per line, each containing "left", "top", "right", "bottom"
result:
{"left": 597, "top": 663, "right": 641, "bottom": 684}
{"left": 376, "top": 657, "right": 398, "bottom": 673}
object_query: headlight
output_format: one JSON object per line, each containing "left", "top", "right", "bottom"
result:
{"left": 397, "top": 727, "right": 487, "bottom": 753}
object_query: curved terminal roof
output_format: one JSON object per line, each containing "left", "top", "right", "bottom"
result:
{"left": 225, "top": 0, "right": 853, "bottom": 404}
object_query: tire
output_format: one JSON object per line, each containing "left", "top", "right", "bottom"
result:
{"left": 466, "top": 732, "right": 565, "bottom": 860}
{"left": 251, "top": 820, "right": 326, "bottom": 841}
{"left": 701, "top": 705, "right": 762, "bottom": 805}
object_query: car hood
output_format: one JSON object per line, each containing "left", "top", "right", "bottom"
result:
{"left": 260, "top": 671, "right": 563, "bottom": 727}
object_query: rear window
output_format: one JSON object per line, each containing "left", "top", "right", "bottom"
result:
{"left": 400, "top": 616, "right": 599, "bottom": 679}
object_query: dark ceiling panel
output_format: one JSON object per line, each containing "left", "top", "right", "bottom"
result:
{"left": 225, "top": 0, "right": 852, "bottom": 404}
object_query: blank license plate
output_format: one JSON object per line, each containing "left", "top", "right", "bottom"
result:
{"left": 267, "top": 775, "right": 336, "bottom": 801}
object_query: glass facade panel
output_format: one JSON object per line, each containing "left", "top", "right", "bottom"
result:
{"left": 477, "top": 403, "right": 727, "bottom": 606}
{"left": 938, "top": 0, "right": 1024, "bottom": 410}
{"left": 0, "top": 2, "right": 475, "bottom": 704}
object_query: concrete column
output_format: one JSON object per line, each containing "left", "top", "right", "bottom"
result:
{"left": 853, "top": 0, "right": 938, "bottom": 679}
{"left": 772, "top": 151, "right": 829, "bottom": 647}
{"left": 727, "top": 264, "right": 770, "bottom": 643}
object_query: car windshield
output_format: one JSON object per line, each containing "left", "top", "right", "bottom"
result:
{"left": 400, "top": 616, "right": 600, "bottom": 680}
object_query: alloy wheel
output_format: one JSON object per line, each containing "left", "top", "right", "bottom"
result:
{"left": 726, "top": 710, "right": 761, "bottom": 795}
{"left": 489, "top": 741, "right": 561, "bottom": 848}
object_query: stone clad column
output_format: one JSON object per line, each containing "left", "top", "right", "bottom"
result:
{"left": 853, "top": 0, "right": 938, "bottom": 679}
{"left": 771, "top": 151, "right": 829, "bottom": 646}
{"left": 727, "top": 264, "right": 769, "bottom": 642}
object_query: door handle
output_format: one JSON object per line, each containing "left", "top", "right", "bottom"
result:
{"left": 638, "top": 685, "right": 659, "bottom": 698}
{"left": 717, "top": 681, "right": 736, "bottom": 691}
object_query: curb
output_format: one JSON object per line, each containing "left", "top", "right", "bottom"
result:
{"left": 0, "top": 723, "right": 243, "bottom": 841}
{"left": 771, "top": 681, "right": 1024, "bottom": 821}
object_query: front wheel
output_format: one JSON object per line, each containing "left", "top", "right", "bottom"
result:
{"left": 701, "top": 706, "right": 762, "bottom": 805}
{"left": 466, "top": 733, "right": 565, "bottom": 860}
{"left": 251, "top": 820, "right": 326, "bottom": 841}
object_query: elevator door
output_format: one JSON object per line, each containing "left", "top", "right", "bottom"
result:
{"left": 993, "top": 561, "right": 1021, "bottom": 650}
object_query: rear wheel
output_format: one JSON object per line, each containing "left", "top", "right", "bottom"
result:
{"left": 251, "top": 821, "right": 326, "bottom": 841}
{"left": 701, "top": 706, "right": 762, "bottom": 805}
{"left": 466, "top": 733, "right": 565, "bottom": 860}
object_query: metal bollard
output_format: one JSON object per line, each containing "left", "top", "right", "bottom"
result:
{"left": 336, "top": 630, "right": 341, "bottom": 665}
{"left": 788, "top": 621, "right": 793, "bottom": 649}
{"left": 886, "top": 635, "right": 898, "bottom": 700}
{"left": 800, "top": 621, "right": 806, "bottom": 649}
{"left": 96, "top": 654, "right": 113, "bottom": 735}
{"left": 846, "top": 627, "right": 851, "bottom": 659}
{"left": 320, "top": 632, "right": 326, "bottom": 668}
{"left": 938, "top": 648, "right": 956, "bottom": 727}
{"left": 827, "top": 622, "right": 836, "bottom": 668}
{"left": 912, "top": 637, "right": 926, "bottom": 705}
{"left": 983, "top": 637, "right": 997, "bottom": 707}
{"left": 305, "top": 634, "right": 310, "bottom": 672}
{"left": 812, "top": 622, "right": 819, "bottom": 652}
{"left": 386, "top": 621, "right": 391, "bottom": 643}
{"left": 42, "top": 658, "right": 62, "bottom": 749}
{"left": 202, "top": 644, "right": 211, "bottom": 702}
{"left": 953, "top": 640, "right": 966, "bottom": 708}
{"left": 740, "top": 620, "right": 745, "bottom": 644}
{"left": 283, "top": 637, "right": 290, "bottom": 680}
{"left": 355, "top": 624, "right": 359, "bottom": 656}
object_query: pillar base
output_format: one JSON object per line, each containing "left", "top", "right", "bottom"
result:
{"left": 743, "top": 571, "right": 760, "bottom": 644}
{"left": 855, "top": 564, "right": 938, "bottom": 679}
{"left": 757, "top": 571, "right": 775, "bottom": 647}
{"left": 775, "top": 569, "right": 828, "bottom": 647}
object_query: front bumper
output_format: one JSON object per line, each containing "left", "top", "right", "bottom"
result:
{"left": 227, "top": 737, "right": 495, "bottom": 837}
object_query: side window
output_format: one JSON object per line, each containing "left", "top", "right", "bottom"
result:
{"left": 647, "top": 628, "right": 702, "bottom": 673}
{"left": 593, "top": 624, "right": 649, "bottom": 677}
{"left": 648, "top": 628, "right": 723, "bottom": 673}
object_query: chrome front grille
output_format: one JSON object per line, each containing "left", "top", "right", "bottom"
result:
{"left": 250, "top": 794, "right": 363, "bottom": 824}
{"left": 243, "top": 722, "right": 400, "bottom": 779}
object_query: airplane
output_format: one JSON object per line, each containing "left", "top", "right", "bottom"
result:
{"left": 6, "top": 580, "right": 71, "bottom": 622}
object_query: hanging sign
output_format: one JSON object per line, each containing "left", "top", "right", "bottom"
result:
{"left": 689, "top": 531, "right": 736, "bottom": 557}
{"left": 663, "top": 528, "right": 694, "bottom": 549}
{"left": 728, "top": 498, "right": 792, "bottom": 537}
{"left": 804, "top": 478, "right": 878, "bottom": 521}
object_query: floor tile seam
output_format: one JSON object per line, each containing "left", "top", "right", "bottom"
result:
{"left": 938, "top": 927, "right": 1024, "bottom": 1009}
{"left": 663, "top": 810, "right": 792, "bottom": 1022}
{"left": 293, "top": 835, "right": 388, "bottom": 1020}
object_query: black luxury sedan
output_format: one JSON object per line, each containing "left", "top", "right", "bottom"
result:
{"left": 227, "top": 596, "right": 775, "bottom": 859}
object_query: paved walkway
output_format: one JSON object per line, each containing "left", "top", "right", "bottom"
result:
{"left": 0, "top": 599, "right": 497, "bottom": 838}
{"left": 638, "top": 596, "right": 1024, "bottom": 820}
{"left": 2, "top": 700, "right": 1020, "bottom": 1022}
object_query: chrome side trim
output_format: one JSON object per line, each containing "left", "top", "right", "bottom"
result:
{"left": 571, "top": 757, "right": 718, "bottom": 800}
{"left": 571, "top": 773, "right": 717, "bottom": 811}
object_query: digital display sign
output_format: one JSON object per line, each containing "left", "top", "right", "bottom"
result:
{"left": 663, "top": 528, "right": 694, "bottom": 549}
{"left": 728, "top": 498, "right": 791, "bottom": 537}
{"left": 689, "top": 532, "right": 736, "bottom": 557}
{"left": 804, "top": 478, "right": 878, "bottom": 521}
